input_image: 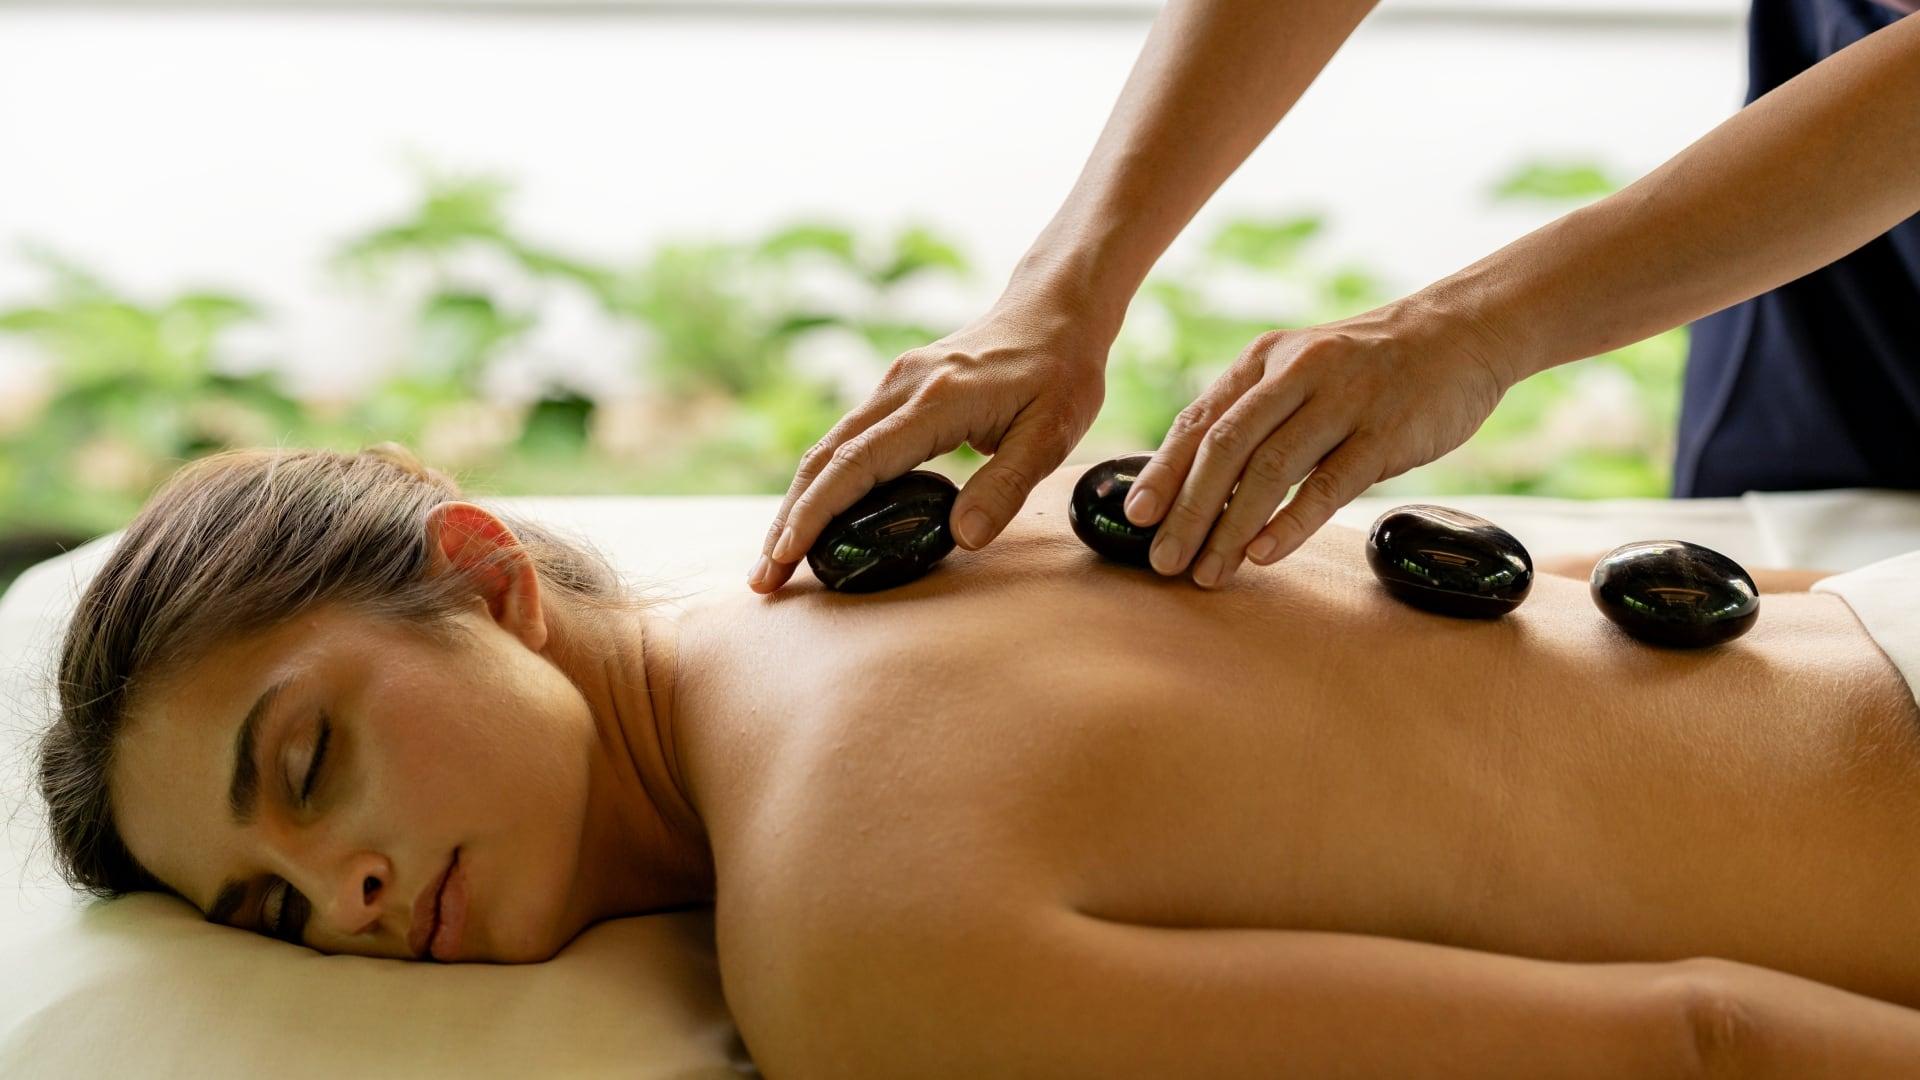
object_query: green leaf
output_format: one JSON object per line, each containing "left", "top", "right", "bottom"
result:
{"left": 335, "top": 172, "right": 515, "bottom": 269}
{"left": 0, "top": 307, "right": 59, "bottom": 333}
{"left": 1490, "top": 160, "right": 1622, "bottom": 203}
{"left": 770, "top": 313, "right": 845, "bottom": 337}
{"left": 166, "top": 292, "right": 258, "bottom": 324}
{"left": 855, "top": 320, "right": 941, "bottom": 360}
{"left": 1141, "top": 278, "right": 1201, "bottom": 316}
{"left": 1318, "top": 266, "right": 1387, "bottom": 314}
{"left": 757, "top": 223, "right": 859, "bottom": 267}
{"left": 504, "top": 241, "right": 619, "bottom": 298}
{"left": 413, "top": 290, "right": 524, "bottom": 388}
{"left": 1204, "top": 215, "right": 1324, "bottom": 271}
{"left": 872, "top": 225, "right": 969, "bottom": 286}
{"left": 616, "top": 241, "right": 813, "bottom": 398}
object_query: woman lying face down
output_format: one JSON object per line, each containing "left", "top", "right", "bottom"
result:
{"left": 41, "top": 444, "right": 714, "bottom": 963}
{"left": 39, "top": 443, "right": 1920, "bottom": 1075}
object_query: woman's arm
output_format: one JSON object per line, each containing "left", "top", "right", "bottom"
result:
{"left": 1010, "top": 0, "right": 1381, "bottom": 332}
{"left": 1429, "top": 11, "right": 1920, "bottom": 386}
{"left": 756, "top": 905, "right": 1698, "bottom": 1077}
{"left": 762, "top": 908, "right": 1920, "bottom": 1078}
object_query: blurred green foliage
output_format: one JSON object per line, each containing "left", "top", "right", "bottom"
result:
{"left": 1492, "top": 159, "right": 1622, "bottom": 202}
{"left": 0, "top": 252, "right": 299, "bottom": 546}
{"left": 0, "top": 159, "right": 1682, "bottom": 593}
{"left": 1091, "top": 209, "right": 1397, "bottom": 456}
{"left": 1386, "top": 160, "right": 1685, "bottom": 498}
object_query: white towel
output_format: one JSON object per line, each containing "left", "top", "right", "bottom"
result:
{"left": 1812, "top": 548, "right": 1920, "bottom": 703}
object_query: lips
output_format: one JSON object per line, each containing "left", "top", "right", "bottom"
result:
{"left": 426, "top": 853, "right": 468, "bottom": 962}
{"left": 408, "top": 850, "right": 458, "bottom": 959}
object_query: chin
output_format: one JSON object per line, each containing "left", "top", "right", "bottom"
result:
{"left": 480, "top": 897, "right": 583, "bottom": 965}
{"left": 480, "top": 927, "right": 572, "bottom": 965}
{"left": 456, "top": 838, "right": 591, "bottom": 962}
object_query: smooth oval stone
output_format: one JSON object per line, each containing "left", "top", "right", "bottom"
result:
{"left": 1069, "top": 453, "right": 1159, "bottom": 566}
{"left": 806, "top": 470, "right": 959, "bottom": 593}
{"left": 1590, "top": 540, "right": 1758, "bottom": 648}
{"left": 1366, "top": 504, "right": 1534, "bottom": 619}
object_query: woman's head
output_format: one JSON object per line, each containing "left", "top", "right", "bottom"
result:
{"left": 36, "top": 443, "right": 691, "bottom": 962}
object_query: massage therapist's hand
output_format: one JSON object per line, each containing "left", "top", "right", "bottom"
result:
{"left": 1126, "top": 297, "right": 1514, "bottom": 589}
{"left": 749, "top": 290, "right": 1113, "bottom": 593}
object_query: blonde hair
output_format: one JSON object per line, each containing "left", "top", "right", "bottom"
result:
{"left": 34, "top": 442, "right": 679, "bottom": 900}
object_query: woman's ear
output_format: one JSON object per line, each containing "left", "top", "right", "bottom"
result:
{"left": 424, "top": 501, "right": 548, "bottom": 652}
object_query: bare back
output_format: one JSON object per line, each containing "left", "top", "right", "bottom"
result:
{"left": 674, "top": 468, "right": 1920, "bottom": 1011}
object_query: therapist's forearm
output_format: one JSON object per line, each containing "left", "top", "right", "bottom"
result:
{"left": 1421, "top": 12, "right": 1920, "bottom": 383}
{"left": 1005, "top": 0, "right": 1381, "bottom": 337}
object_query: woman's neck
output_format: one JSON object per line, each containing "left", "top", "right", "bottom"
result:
{"left": 553, "top": 604, "right": 718, "bottom": 936}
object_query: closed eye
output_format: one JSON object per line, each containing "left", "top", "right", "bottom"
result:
{"left": 300, "top": 715, "right": 331, "bottom": 805}
{"left": 262, "top": 877, "right": 311, "bottom": 944}
{"left": 263, "top": 714, "right": 329, "bottom": 944}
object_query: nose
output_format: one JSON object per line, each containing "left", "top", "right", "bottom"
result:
{"left": 261, "top": 811, "right": 396, "bottom": 942}
{"left": 323, "top": 850, "right": 394, "bottom": 937}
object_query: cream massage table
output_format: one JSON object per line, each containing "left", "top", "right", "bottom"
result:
{"left": 5, "top": 481, "right": 1920, "bottom": 1078}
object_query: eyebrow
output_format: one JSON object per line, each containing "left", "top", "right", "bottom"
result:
{"left": 205, "top": 675, "right": 294, "bottom": 926}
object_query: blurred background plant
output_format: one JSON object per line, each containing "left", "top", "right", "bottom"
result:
{"left": 0, "top": 157, "right": 1681, "bottom": 594}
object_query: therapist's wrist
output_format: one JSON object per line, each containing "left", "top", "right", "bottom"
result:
{"left": 991, "top": 282, "right": 1128, "bottom": 363}
{"left": 1405, "top": 203, "right": 1636, "bottom": 387}
{"left": 1403, "top": 271, "right": 1551, "bottom": 391}
{"left": 1001, "top": 241, "right": 1139, "bottom": 349}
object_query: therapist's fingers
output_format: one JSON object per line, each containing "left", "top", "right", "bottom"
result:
{"left": 771, "top": 408, "right": 955, "bottom": 568}
{"left": 1144, "top": 378, "right": 1308, "bottom": 580}
{"left": 751, "top": 388, "right": 907, "bottom": 593}
{"left": 1186, "top": 400, "right": 1349, "bottom": 589}
{"left": 1122, "top": 336, "right": 1273, "bottom": 534}
{"left": 950, "top": 409, "right": 1074, "bottom": 550}
{"left": 1143, "top": 369, "right": 1304, "bottom": 577}
{"left": 1245, "top": 437, "right": 1384, "bottom": 566}
{"left": 1114, "top": 307, "right": 1521, "bottom": 585}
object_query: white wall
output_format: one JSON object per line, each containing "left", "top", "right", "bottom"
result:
{"left": 0, "top": 2, "right": 1748, "bottom": 396}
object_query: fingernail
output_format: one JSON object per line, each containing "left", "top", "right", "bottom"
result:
{"left": 1248, "top": 536, "right": 1279, "bottom": 562}
{"left": 773, "top": 526, "right": 795, "bottom": 562}
{"left": 959, "top": 508, "right": 991, "bottom": 548}
{"left": 1127, "top": 489, "right": 1160, "bottom": 524}
{"left": 1193, "top": 551, "right": 1224, "bottom": 588}
{"left": 1151, "top": 537, "right": 1184, "bottom": 575}
{"left": 749, "top": 555, "right": 770, "bottom": 588}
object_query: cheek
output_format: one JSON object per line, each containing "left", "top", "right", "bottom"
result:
{"left": 372, "top": 652, "right": 597, "bottom": 957}
{"left": 378, "top": 645, "right": 598, "bottom": 920}
{"left": 387, "top": 656, "right": 594, "bottom": 821}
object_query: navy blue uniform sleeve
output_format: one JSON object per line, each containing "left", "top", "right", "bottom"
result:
{"left": 1675, "top": 0, "right": 1920, "bottom": 496}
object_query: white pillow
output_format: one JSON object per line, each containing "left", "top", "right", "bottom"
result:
{"left": 0, "top": 896, "right": 747, "bottom": 1078}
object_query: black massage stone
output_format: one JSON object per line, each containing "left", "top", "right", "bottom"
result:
{"left": 1366, "top": 504, "right": 1534, "bottom": 619}
{"left": 1589, "top": 540, "right": 1759, "bottom": 649}
{"left": 1069, "top": 453, "right": 1159, "bottom": 567}
{"left": 806, "top": 469, "right": 959, "bottom": 593}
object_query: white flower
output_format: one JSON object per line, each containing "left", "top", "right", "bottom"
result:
{"left": 786, "top": 324, "right": 883, "bottom": 401}
{"left": 486, "top": 285, "right": 651, "bottom": 405}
